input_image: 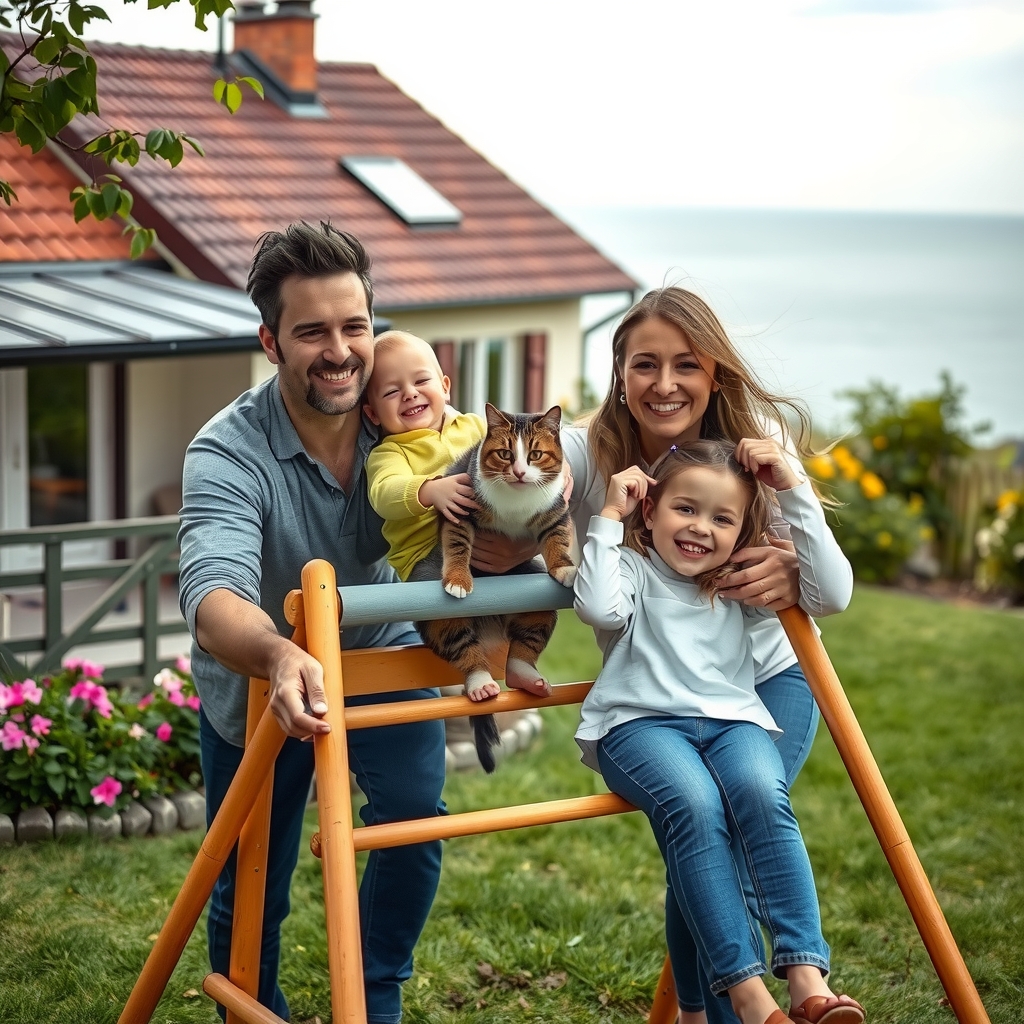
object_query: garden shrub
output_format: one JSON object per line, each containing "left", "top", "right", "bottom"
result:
{"left": 0, "top": 658, "right": 200, "bottom": 817}
{"left": 806, "top": 446, "right": 926, "bottom": 583}
{"left": 839, "top": 372, "right": 986, "bottom": 552}
{"left": 975, "top": 489, "right": 1024, "bottom": 602}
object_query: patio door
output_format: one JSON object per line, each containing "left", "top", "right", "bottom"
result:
{"left": 0, "top": 364, "right": 115, "bottom": 570}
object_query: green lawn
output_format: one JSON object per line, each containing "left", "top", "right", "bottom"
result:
{"left": 1, "top": 588, "right": 1022, "bottom": 1024}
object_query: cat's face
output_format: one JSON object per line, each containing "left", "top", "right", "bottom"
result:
{"left": 479, "top": 404, "right": 563, "bottom": 488}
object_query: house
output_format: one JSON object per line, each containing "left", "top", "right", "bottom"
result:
{"left": 0, "top": 0, "right": 637, "bottom": 558}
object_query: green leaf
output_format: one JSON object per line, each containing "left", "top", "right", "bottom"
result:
{"left": 238, "top": 75, "right": 264, "bottom": 100}
{"left": 183, "top": 135, "right": 205, "bottom": 158}
{"left": 48, "top": 774, "right": 67, "bottom": 798}
{"left": 33, "top": 35, "right": 63, "bottom": 66}
{"left": 145, "top": 128, "right": 167, "bottom": 157}
{"left": 43, "top": 760, "right": 64, "bottom": 775}
{"left": 224, "top": 82, "right": 242, "bottom": 115}
{"left": 68, "top": 2, "right": 85, "bottom": 35}
{"left": 129, "top": 228, "right": 155, "bottom": 260}
{"left": 166, "top": 135, "right": 184, "bottom": 167}
{"left": 117, "top": 189, "right": 134, "bottom": 218}
{"left": 100, "top": 181, "right": 121, "bottom": 218}
{"left": 212, "top": 78, "right": 226, "bottom": 104}
{"left": 72, "top": 195, "right": 91, "bottom": 223}
{"left": 0, "top": 181, "right": 18, "bottom": 206}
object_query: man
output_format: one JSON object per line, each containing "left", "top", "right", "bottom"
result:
{"left": 177, "top": 222, "right": 446, "bottom": 1024}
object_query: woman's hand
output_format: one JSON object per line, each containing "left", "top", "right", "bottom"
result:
{"left": 600, "top": 465, "right": 658, "bottom": 522}
{"left": 419, "top": 473, "right": 480, "bottom": 524}
{"left": 470, "top": 530, "right": 541, "bottom": 573}
{"left": 716, "top": 536, "right": 800, "bottom": 610}
{"left": 735, "top": 438, "right": 802, "bottom": 491}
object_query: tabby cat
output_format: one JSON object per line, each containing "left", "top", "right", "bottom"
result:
{"left": 412, "top": 403, "right": 576, "bottom": 771}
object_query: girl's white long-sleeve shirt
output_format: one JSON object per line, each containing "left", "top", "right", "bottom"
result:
{"left": 573, "top": 479, "right": 852, "bottom": 772}
{"left": 562, "top": 425, "right": 851, "bottom": 685}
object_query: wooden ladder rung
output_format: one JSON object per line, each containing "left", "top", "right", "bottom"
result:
{"left": 343, "top": 680, "right": 593, "bottom": 730}
{"left": 309, "top": 792, "right": 636, "bottom": 857}
{"left": 203, "top": 974, "right": 287, "bottom": 1024}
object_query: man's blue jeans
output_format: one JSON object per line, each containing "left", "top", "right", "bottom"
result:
{"left": 597, "top": 708, "right": 829, "bottom": 1005}
{"left": 200, "top": 687, "right": 446, "bottom": 1024}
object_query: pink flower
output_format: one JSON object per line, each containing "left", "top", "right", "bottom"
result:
{"left": 167, "top": 689, "right": 186, "bottom": 707}
{"left": 137, "top": 693, "right": 154, "bottom": 710}
{"left": 30, "top": 714, "right": 51, "bottom": 737}
{"left": 23, "top": 736, "right": 39, "bottom": 753}
{"left": 129, "top": 723, "right": 146, "bottom": 740}
{"left": 63, "top": 657, "right": 84, "bottom": 671}
{"left": 175, "top": 655, "right": 192, "bottom": 675}
{"left": 0, "top": 680, "right": 42, "bottom": 709}
{"left": 69, "top": 680, "right": 113, "bottom": 718}
{"left": 154, "top": 668, "right": 183, "bottom": 694}
{"left": 156, "top": 722, "right": 173, "bottom": 742}
{"left": 90, "top": 775, "right": 122, "bottom": 807}
{"left": 81, "top": 660, "right": 104, "bottom": 680}
{"left": 11, "top": 712, "right": 24, "bottom": 723}
{"left": 186, "top": 695, "right": 201, "bottom": 712}
{"left": 1, "top": 721, "right": 27, "bottom": 750}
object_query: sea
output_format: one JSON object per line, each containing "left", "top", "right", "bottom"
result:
{"left": 561, "top": 208, "right": 1024, "bottom": 444}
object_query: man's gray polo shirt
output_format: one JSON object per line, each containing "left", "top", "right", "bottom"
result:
{"left": 178, "top": 376, "right": 417, "bottom": 747}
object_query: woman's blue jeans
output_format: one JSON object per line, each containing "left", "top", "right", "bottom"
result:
{"left": 200, "top": 687, "right": 447, "bottom": 1024}
{"left": 597, "top": 666, "right": 827, "bottom": 1010}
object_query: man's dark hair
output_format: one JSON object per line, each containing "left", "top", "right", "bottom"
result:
{"left": 247, "top": 222, "right": 374, "bottom": 338}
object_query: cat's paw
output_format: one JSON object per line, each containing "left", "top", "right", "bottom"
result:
{"left": 550, "top": 564, "right": 578, "bottom": 588}
{"left": 466, "top": 680, "right": 501, "bottom": 701}
{"left": 443, "top": 579, "right": 473, "bottom": 599}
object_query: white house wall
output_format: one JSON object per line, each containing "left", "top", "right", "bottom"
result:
{"left": 385, "top": 299, "right": 583, "bottom": 414}
{"left": 126, "top": 353, "right": 252, "bottom": 518}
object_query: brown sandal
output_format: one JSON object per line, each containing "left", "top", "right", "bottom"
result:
{"left": 789, "top": 994, "right": 865, "bottom": 1024}
{"left": 764, "top": 1010, "right": 796, "bottom": 1024}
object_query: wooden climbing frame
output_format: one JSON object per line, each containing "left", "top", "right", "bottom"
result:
{"left": 118, "top": 559, "right": 990, "bottom": 1024}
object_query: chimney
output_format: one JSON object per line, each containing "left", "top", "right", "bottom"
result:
{"left": 232, "top": 1, "right": 325, "bottom": 115}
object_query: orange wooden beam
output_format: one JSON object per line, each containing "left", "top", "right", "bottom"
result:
{"left": 303, "top": 560, "right": 367, "bottom": 1024}
{"left": 204, "top": 974, "right": 288, "bottom": 1024}
{"left": 779, "top": 606, "right": 990, "bottom": 1024}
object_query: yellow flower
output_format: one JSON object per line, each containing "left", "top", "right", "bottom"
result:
{"left": 876, "top": 531, "right": 893, "bottom": 548}
{"left": 907, "top": 493, "right": 924, "bottom": 514}
{"left": 997, "top": 490, "right": 1020, "bottom": 514}
{"left": 806, "top": 455, "right": 836, "bottom": 480}
{"left": 920, "top": 525, "right": 935, "bottom": 541}
{"left": 859, "top": 471, "right": 886, "bottom": 500}
{"left": 872, "top": 435, "right": 888, "bottom": 450}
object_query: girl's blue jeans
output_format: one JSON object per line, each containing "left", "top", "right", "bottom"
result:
{"left": 200, "top": 687, "right": 447, "bottom": 1024}
{"left": 596, "top": 666, "right": 828, "bottom": 1010}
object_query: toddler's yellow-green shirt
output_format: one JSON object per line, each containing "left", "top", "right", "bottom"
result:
{"left": 366, "top": 411, "right": 487, "bottom": 581}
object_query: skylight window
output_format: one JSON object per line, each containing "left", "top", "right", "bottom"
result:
{"left": 341, "top": 156, "right": 462, "bottom": 226}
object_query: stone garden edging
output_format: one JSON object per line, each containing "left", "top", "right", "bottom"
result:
{"left": 0, "top": 788, "right": 207, "bottom": 844}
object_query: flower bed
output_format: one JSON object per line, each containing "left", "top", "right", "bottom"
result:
{"left": 976, "top": 489, "right": 1024, "bottom": 603}
{"left": 0, "top": 657, "right": 204, "bottom": 842}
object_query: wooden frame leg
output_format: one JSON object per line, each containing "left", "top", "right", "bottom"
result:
{"left": 779, "top": 607, "right": 990, "bottom": 1024}
{"left": 226, "top": 677, "right": 276, "bottom": 1024}
{"left": 648, "top": 954, "right": 678, "bottom": 1023}
{"left": 303, "top": 559, "right": 367, "bottom": 1024}
{"left": 118, "top": 710, "right": 286, "bottom": 1024}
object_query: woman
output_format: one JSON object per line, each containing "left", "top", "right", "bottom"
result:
{"left": 560, "top": 287, "right": 850, "bottom": 1024}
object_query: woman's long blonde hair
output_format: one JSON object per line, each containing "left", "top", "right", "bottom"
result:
{"left": 586, "top": 288, "right": 812, "bottom": 487}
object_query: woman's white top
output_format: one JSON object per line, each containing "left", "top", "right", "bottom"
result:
{"left": 561, "top": 425, "right": 851, "bottom": 685}
{"left": 572, "top": 478, "right": 853, "bottom": 772}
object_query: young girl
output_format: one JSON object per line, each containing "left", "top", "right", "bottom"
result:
{"left": 574, "top": 438, "right": 863, "bottom": 1024}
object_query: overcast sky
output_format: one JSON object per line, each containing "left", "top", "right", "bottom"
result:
{"left": 84, "top": 0, "right": 1024, "bottom": 216}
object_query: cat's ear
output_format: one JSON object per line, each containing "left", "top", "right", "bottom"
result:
{"left": 539, "top": 406, "right": 562, "bottom": 429}
{"left": 485, "top": 403, "right": 508, "bottom": 429}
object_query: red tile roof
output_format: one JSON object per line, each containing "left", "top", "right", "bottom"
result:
{"left": 0, "top": 134, "right": 135, "bottom": 263}
{"left": 53, "top": 40, "right": 636, "bottom": 309}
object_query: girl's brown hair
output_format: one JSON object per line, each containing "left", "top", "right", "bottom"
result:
{"left": 585, "top": 287, "right": 812, "bottom": 487}
{"left": 622, "top": 439, "right": 774, "bottom": 599}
